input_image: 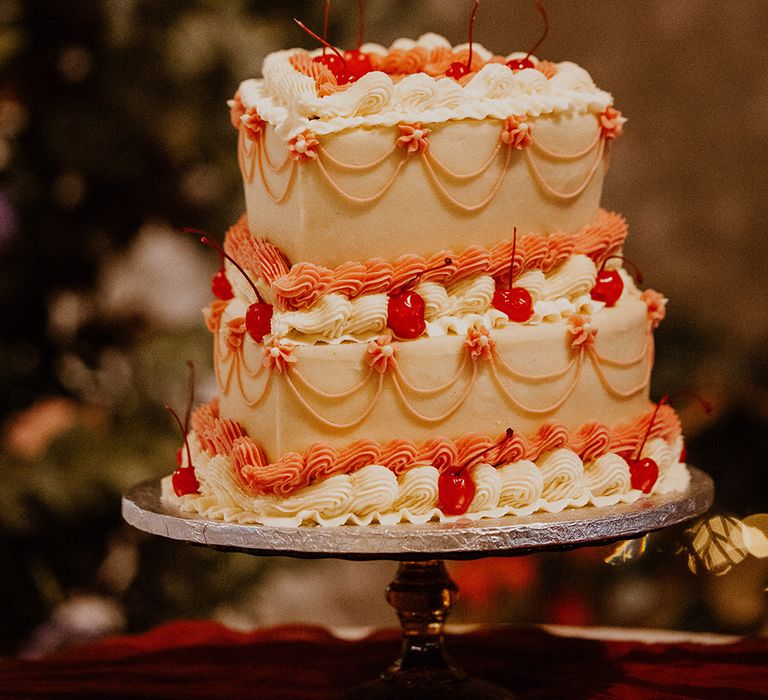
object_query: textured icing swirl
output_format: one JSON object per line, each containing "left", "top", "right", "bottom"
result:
{"left": 238, "top": 34, "right": 615, "bottom": 140}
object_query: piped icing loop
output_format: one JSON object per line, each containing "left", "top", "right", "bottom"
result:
{"left": 501, "top": 115, "right": 532, "bottom": 149}
{"left": 396, "top": 122, "right": 431, "bottom": 154}
{"left": 225, "top": 316, "right": 247, "bottom": 353}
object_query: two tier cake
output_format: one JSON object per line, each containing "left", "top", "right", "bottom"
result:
{"left": 162, "top": 33, "right": 687, "bottom": 526}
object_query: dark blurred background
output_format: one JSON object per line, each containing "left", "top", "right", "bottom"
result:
{"left": 1, "top": 0, "right": 766, "bottom": 657}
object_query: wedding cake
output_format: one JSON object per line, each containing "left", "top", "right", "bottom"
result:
{"left": 161, "top": 33, "right": 687, "bottom": 527}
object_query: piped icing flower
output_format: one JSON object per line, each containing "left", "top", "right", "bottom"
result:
{"left": 397, "top": 122, "right": 431, "bottom": 154}
{"left": 228, "top": 90, "right": 245, "bottom": 129}
{"left": 367, "top": 335, "right": 396, "bottom": 374}
{"left": 640, "top": 289, "right": 667, "bottom": 329}
{"left": 567, "top": 313, "right": 597, "bottom": 349}
{"left": 204, "top": 299, "right": 228, "bottom": 333}
{"left": 464, "top": 324, "right": 495, "bottom": 361}
{"left": 225, "top": 316, "right": 247, "bottom": 353}
{"left": 288, "top": 130, "right": 320, "bottom": 162}
{"left": 501, "top": 115, "right": 532, "bottom": 149}
{"left": 243, "top": 109, "right": 266, "bottom": 142}
{"left": 263, "top": 338, "right": 297, "bottom": 372}
{"left": 599, "top": 106, "right": 626, "bottom": 141}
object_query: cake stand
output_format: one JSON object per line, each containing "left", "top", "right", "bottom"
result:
{"left": 123, "top": 468, "right": 713, "bottom": 698}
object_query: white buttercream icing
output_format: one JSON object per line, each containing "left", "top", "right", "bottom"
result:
{"left": 238, "top": 34, "right": 614, "bottom": 140}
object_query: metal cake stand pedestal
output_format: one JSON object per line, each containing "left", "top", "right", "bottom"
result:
{"left": 123, "top": 468, "right": 713, "bottom": 698}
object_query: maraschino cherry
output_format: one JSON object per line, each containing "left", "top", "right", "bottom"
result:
{"left": 590, "top": 255, "right": 643, "bottom": 307}
{"left": 507, "top": 0, "right": 548, "bottom": 72}
{"left": 193, "top": 231, "right": 273, "bottom": 343}
{"left": 492, "top": 226, "right": 533, "bottom": 322}
{"left": 294, "top": 4, "right": 351, "bottom": 86}
{"left": 211, "top": 263, "right": 234, "bottom": 301}
{"left": 387, "top": 258, "right": 453, "bottom": 339}
{"left": 438, "top": 428, "right": 515, "bottom": 515}
{"left": 168, "top": 361, "right": 200, "bottom": 497}
{"left": 344, "top": 0, "right": 373, "bottom": 81}
{"left": 446, "top": 0, "right": 480, "bottom": 80}
{"left": 626, "top": 397, "right": 668, "bottom": 494}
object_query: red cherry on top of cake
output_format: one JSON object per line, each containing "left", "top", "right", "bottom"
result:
{"left": 197, "top": 234, "right": 273, "bottom": 343}
{"left": 625, "top": 396, "right": 668, "bottom": 494}
{"left": 590, "top": 255, "right": 643, "bottom": 308}
{"left": 168, "top": 362, "right": 200, "bottom": 497}
{"left": 492, "top": 226, "right": 534, "bottom": 322}
{"left": 438, "top": 428, "right": 515, "bottom": 515}
{"left": 387, "top": 258, "right": 453, "bottom": 340}
{"left": 211, "top": 264, "right": 234, "bottom": 301}
{"left": 507, "top": 0, "right": 549, "bottom": 73}
{"left": 446, "top": 0, "right": 479, "bottom": 81}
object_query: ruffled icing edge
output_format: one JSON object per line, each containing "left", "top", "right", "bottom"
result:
{"left": 239, "top": 33, "right": 615, "bottom": 139}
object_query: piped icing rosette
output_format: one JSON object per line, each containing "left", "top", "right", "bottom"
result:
{"left": 237, "top": 34, "right": 615, "bottom": 140}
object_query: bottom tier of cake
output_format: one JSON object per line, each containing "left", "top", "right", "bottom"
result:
{"left": 161, "top": 402, "right": 687, "bottom": 528}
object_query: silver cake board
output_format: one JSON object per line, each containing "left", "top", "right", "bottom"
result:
{"left": 122, "top": 468, "right": 713, "bottom": 562}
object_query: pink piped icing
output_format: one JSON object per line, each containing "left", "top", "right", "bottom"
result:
{"left": 225, "top": 317, "right": 247, "bottom": 353}
{"left": 204, "top": 299, "right": 228, "bottom": 334}
{"left": 287, "top": 131, "right": 320, "bottom": 162}
{"left": 262, "top": 338, "right": 296, "bottom": 373}
{"left": 501, "top": 116, "right": 533, "bottom": 150}
{"left": 222, "top": 210, "right": 628, "bottom": 313}
{"left": 641, "top": 289, "right": 667, "bottom": 329}
{"left": 567, "top": 314, "right": 598, "bottom": 349}
{"left": 367, "top": 336, "right": 396, "bottom": 374}
{"left": 397, "top": 122, "right": 431, "bottom": 154}
{"left": 465, "top": 324, "right": 495, "bottom": 362}
{"left": 191, "top": 401, "right": 682, "bottom": 498}
{"left": 599, "top": 106, "right": 625, "bottom": 141}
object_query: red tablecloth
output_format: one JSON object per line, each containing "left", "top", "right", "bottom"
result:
{"left": 1, "top": 621, "right": 766, "bottom": 699}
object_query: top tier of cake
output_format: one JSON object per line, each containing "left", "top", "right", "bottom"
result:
{"left": 231, "top": 34, "right": 624, "bottom": 269}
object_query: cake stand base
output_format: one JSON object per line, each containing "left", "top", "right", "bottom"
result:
{"left": 122, "top": 468, "right": 713, "bottom": 697}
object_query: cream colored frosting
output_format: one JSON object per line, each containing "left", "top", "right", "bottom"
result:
{"left": 239, "top": 34, "right": 614, "bottom": 140}
{"left": 162, "top": 436, "right": 687, "bottom": 527}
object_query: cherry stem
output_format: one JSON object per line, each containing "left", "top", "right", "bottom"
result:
{"left": 356, "top": 0, "right": 366, "bottom": 51}
{"left": 669, "top": 389, "right": 714, "bottom": 414}
{"left": 459, "top": 428, "right": 514, "bottom": 474}
{"left": 525, "top": 0, "right": 549, "bottom": 61}
{"left": 184, "top": 360, "right": 195, "bottom": 436}
{"left": 508, "top": 225, "right": 518, "bottom": 290}
{"left": 184, "top": 228, "right": 264, "bottom": 304}
{"left": 398, "top": 257, "right": 453, "bottom": 293}
{"left": 635, "top": 396, "right": 668, "bottom": 461}
{"left": 465, "top": 0, "right": 480, "bottom": 70}
{"left": 294, "top": 18, "right": 348, "bottom": 70}
{"left": 600, "top": 254, "right": 644, "bottom": 285}
{"left": 166, "top": 404, "right": 193, "bottom": 472}
{"left": 322, "top": 0, "right": 330, "bottom": 55}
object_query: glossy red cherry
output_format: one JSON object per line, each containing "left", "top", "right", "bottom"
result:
{"left": 387, "top": 290, "right": 426, "bottom": 340}
{"left": 628, "top": 457, "right": 659, "bottom": 494}
{"left": 211, "top": 267, "right": 234, "bottom": 301}
{"left": 492, "top": 226, "right": 533, "bottom": 322}
{"left": 312, "top": 53, "right": 350, "bottom": 84}
{"left": 198, "top": 235, "right": 273, "bottom": 344}
{"left": 438, "top": 470, "right": 476, "bottom": 516}
{"left": 446, "top": 0, "right": 479, "bottom": 81}
{"left": 590, "top": 268, "right": 624, "bottom": 306}
{"left": 506, "top": 57, "right": 535, "bottom": 72}
{"left": 245, "top": 302, "right": 274, "bottom": 343}
{"left": 446, "top": 61, "right": 471, "bottom": 80}
{"left": 172, "top": 466, "right": 200, "bottom": 497}
{"left": 493, "top": 287, "right": 533, "bottom": 323}
{"left": 344, "top": 49, "right": 372, "bottom": 81}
